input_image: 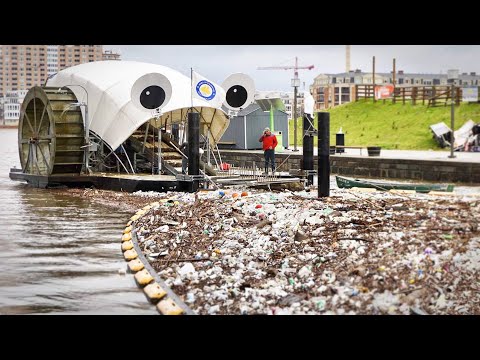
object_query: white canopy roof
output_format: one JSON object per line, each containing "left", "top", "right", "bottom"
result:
{"left": 47, "top": 61, "right": 229, "bottom": 150}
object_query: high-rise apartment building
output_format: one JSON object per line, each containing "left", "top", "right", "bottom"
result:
{"left": 47, "top": 45, "right": 59, "bottom": 77}
{"left": 57, "top": 45, "right": 103, "bottom": 71}
{"left": 0, "top": 45, "right": 106, "bottom": 125}
{"left": 0, "top": 45, "right": 104, "bottom": 96}
{"left": 0, "top": 45, "right": 48, "bottom": 95}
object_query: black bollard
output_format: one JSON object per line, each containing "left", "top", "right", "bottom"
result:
{"left": 318, "top": 112, "right": 330, "bottom": 197}
{"left": 188, "top": 111, "right": 200, "bottom": 192}
{"left": 302, "top": 113, "right": 314, "bottom": 185}
{"left": 336, "top": 128, "right": 345, "bottom": 153}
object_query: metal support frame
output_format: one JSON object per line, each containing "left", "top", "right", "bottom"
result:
{"left": 303, "top": 113, "right": 315, "bottom": 185}
{"left": 121, "top": 144, "right": 135, "bottom": 174}
{"left": 155, "top": 119, "right": 162, "bottom": 173}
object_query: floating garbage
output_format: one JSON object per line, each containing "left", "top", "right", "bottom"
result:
{"left": 125, "top": 185, "right": 480, "bottom": 315}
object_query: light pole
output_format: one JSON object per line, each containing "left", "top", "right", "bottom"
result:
{"left": 292, "top": 76, "right": 300, "bottom": 151}
{"left": 58, "top": 85, "right": 90, "bottom": 173}
{"left": 447, "top": 70, "right": 458, "bottom": 159}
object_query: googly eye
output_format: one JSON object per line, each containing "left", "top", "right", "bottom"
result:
{"left": 131, "top": 73, "right": 172, "bottom": 112}
{"left": 221, "top": 73, "right": 255, "bottom": 110}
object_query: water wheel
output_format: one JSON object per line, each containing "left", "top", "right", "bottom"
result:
{"left": 18, "top": 86, "right": 85, "bottom": 175}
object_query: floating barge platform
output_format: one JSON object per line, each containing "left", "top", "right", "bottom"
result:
{"left": 9, "top": 169, "right": 179, "bottom": 192}
{"left": 9, "top": 168, "right": 303, "bottom": 193}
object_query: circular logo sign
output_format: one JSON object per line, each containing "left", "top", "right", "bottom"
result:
{"left": 196, "top": 80, "right": 216, "bottom": 101}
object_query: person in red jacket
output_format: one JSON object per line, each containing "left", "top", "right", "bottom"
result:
{"left": 259, "top": 127, "right": 278, "bottom": 174}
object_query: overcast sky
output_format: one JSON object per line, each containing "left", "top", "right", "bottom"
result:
{"left": 105, "top": 45, "right": 480, "bottom": 92}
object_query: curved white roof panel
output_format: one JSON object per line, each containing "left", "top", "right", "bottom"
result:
{"left": 47, "top": 61, "right": 229, "bottom": 150}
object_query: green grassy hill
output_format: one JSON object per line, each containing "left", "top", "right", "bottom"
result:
{"left": 288, "top": 99, "right": 480, "bottom": 150}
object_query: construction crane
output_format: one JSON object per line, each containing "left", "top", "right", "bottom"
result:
{"left": 258, "top": 57, "right": 314, "bottom": 151}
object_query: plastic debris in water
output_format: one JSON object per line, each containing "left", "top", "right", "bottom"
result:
{"left": 186, "top": 293, "right": 195, "bottom": 303}
{"left": 417, "top": 269, "right": 424, "bottom": 279}
{"left": 316, "top": 299, "right": 326, "bottom": 310}
{"left": 323, "top": 207, "right": 333, "bottom": 216}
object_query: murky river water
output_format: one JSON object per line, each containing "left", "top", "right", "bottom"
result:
{"left": 2, "top": 127, "right": 477, "bottom": 315}
{"left": 0, "top": 129, "right": 156, "bottom": 314}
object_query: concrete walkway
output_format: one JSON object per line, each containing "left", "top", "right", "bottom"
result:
{"left": 275, "top": 147, "right": 480, "bottom": 163}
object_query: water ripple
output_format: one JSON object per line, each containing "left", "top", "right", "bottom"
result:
{"left": 0, "top": 129, "right": 156, "bottom": 314}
